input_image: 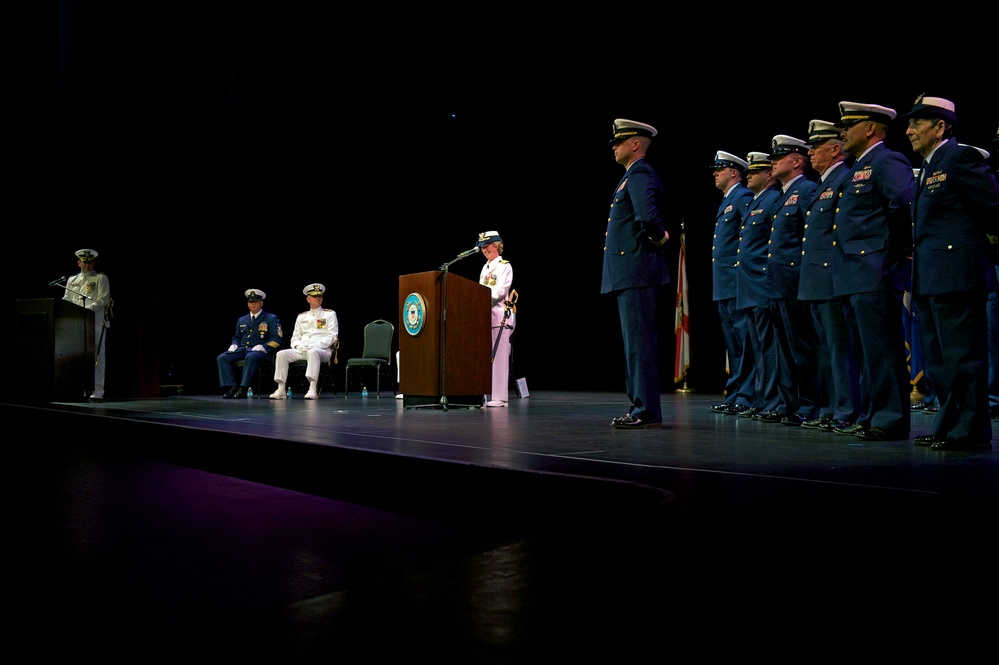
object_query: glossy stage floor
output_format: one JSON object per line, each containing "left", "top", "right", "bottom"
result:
{"left": 10, "top": 389, "right": 998, "bottom": 661}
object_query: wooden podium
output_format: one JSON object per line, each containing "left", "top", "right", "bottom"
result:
{"left": 15, "top": 298, "right": 95, "bottom": 402}
{"left": 398, "top": 270, "right": 490, "bottom": 409}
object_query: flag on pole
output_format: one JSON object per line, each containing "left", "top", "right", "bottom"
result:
{"left": 903, "top": 290, "right": 925, "bottom": 399}
{"left": 674, "top": 231, "right": 690, "bottom": 383}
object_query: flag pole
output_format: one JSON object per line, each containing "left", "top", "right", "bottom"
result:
{"left": 675, "top": 218, "right": 694, "bottom": 393}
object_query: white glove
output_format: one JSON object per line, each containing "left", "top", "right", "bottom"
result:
{"left": 251, "top": 345, "right": 266, "bottom": 353}
{"left": 227, "top": 344, "right": 238, "bottom": 353}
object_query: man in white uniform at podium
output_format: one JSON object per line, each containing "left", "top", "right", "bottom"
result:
{"left": 477, "top": 231, "right": 516, "bottom": 407}
{"left": 63, "top": 248, "right": 111, "bottom": 402}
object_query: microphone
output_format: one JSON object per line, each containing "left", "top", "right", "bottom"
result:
{"left": 49, "top": 276, "right": 67, "bottom": 286}
{"left": 440, "top": 246, "right": 481, "bottom": 271}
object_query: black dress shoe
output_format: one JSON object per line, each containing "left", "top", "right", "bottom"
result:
{"left": 930, "top": 437, "right": 992, "bottom": 451}
{"left": 913, "top": 434, "right": 942, "bottom": 446}
{"left": 819, "top": 420, "right": 850, "bottom": 432}
{"left": 833, "top": 423, "right": 864, "bottom": 435}
{"left": 738, "top": 407, "right": 762, "bottom": 419}
{"left": 222, "top": 386, "right": 236, "bottom": 399}
{"left": 921, "top": 405, "right": 939, "bottom": 414}
{"left": 854, "top": 426, "right": 908, "bottom": 441}
{"left": 230, "top": 386, "right": 248, "bottom": 399}
{"left": 88, "top": 396, "right": 104, "bottom": 403}
{"left": 753, "top": 410, "right": 784, "bottom": 423}
{"left": 781, "top": 413, "right": 808, "bottom": 426}
{"left": 710, "top": 403, "right": 748, "bottom": 415}
{"left": 610, "top": 414, "right": 661, "bottom": 429}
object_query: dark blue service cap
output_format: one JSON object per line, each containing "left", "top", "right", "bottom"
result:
{"left": 476, "top": 231, "right": 503, "bottom": 247}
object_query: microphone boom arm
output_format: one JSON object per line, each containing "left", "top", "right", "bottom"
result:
{"left": 53, "top": 280, "right": 93, "bottom": 301}
{"left": 439, "top": 247, "right": 480, "bottom": 271}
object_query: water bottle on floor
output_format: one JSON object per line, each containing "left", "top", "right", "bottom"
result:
{"left": 361, "top": 386, "right": 368, "bottom": 398}
{"left": 286, "top": 386, "right": 293, "bottom": 399}
{"left": 247, "top": 386, "right": 254, "bottom": 398}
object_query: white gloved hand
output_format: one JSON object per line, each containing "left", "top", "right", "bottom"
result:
{"left": 251, "top": 345, "right": 266, "bottom": 353}
{"left": 227, "top": 344, "right": 238, "bottom": 353}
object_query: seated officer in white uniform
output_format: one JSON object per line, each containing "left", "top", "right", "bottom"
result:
{"left": 270, "top": 283, "right": 339, "bottom": 400}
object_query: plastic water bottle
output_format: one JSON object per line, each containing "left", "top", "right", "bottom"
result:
{"left": 361, "top": 386, "right": 368, "bottom": 398}
{"left": 247, "top": 386, "right": 254, "bottom": 398}
{"left": 286, "top": 386, "right": 293, "bottom": 399}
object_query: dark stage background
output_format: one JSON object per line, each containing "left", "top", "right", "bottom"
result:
{"left": 6, "top": 5, "right": 997, "bottom": 399}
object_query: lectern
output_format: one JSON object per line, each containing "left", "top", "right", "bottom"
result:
{"left": 398, "top": 270, "right": 490, "bottom": 409}
{"left": 15, "top": 298, "right": 95, "bottom": 402}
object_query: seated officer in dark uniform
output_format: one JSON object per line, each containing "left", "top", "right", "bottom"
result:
{"left": 217, "top": 288, "right": 283, "bottom": 399}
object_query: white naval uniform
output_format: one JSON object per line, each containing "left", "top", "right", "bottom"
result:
{"left": 479, "top": 256, "right": 516, "bottom": 403}
{"left": 272, "top": 307, "right": 339, "bottom": 384}
{"left": 63, "top": 268, "right": 111, "bottom": 398}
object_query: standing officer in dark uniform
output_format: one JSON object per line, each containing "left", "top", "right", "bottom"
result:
{"left": 601, "top": 118, "right": 670, "bottom": 429}
{"left": 708, "top": 151, "right": 756, "bottom": 415}
{"left": 832, "top": 101, "right": 914, "bottom": 441}
{"left": 904, "top": 95, "right": 999, "bottom": 451}
{"left": 798, "top": 120, "right": 860, "bottom": 432}
{"left": 737, "top": 151, "right": 782, "bottom": 419}
{"left": 762, "top": 135, "right": 818, "bottom": 426}
{"left": 217, "top": 288, "right": 283, "bottom": 399}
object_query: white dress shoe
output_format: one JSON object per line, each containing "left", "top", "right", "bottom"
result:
{"left": 304, "top": 390, "right": 319, "bottom": 400}
{"left": 269, "top": 389, "right": 286, "bottom": 399}
{"left": 485, "top": 400, "right": 507, "bottom": 407}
